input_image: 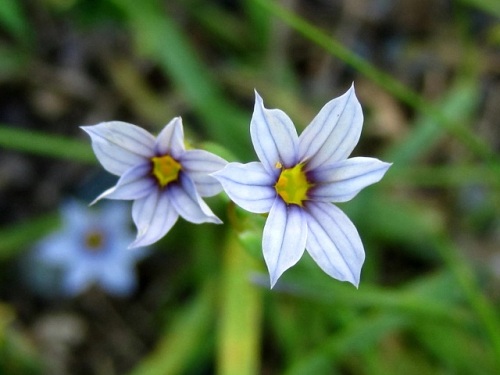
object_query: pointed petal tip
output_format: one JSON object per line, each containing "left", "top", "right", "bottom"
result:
{"left": 211, "top": 216, "right": 223, "bottom": 225}
{"left": 269, "top": 275, "right": 278, "bottom": 289}
{"left": 127, "top": 240, "right": 147, "bottom": 250}
{"left": 253, "top": 89, "right": 264, "bottom": 105}
{"left": 209, "top": 170, "right": 222, "bottom": 178}
{"left": 80, "top": 125, "right": 94, "bottom": 136}
{"left": 88, "top": 196, "right": 100, "bottom": 206}
{"left": 128, "top": 232, "right": 152, "bottom": 249}
{"left": 79, "top": 122, "right": 107, "bottom": 134}
{"left": 378, "top": 160, "right": 393, "bottom": 177}
{"left": 350, "top": 276, "right": 360, "bottom": 289}
{"left": 170, "top": 116, "right": 183, "bottom": 125}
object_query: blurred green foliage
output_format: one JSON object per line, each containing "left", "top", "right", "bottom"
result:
{"left": 0, "top": 0, "right": 499, "bottom": 374}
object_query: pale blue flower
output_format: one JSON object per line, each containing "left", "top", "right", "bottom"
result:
{"left": 81, "top": 118, "right": 226, "bottom": 247}
{"left": 36, "top": 200, "right": 146, "bottom": 296}
{"left": 213, "top": 85, "right": 391, "bottom": 288}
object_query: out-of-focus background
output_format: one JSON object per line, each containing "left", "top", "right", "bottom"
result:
{"left": 0, "top": 0, "right": 499, "bottom": 374}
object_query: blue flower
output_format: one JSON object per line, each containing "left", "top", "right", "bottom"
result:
{"left": 81, "top": 118, "right": 226, "bottom": 247}
{"left": 36, "top": 200, "right": 147, "bottom": 296}
{"left": 213, "top": 85, "right": 392, "bottom": 288}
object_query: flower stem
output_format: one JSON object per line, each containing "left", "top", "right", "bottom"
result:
{"left": 217, "top": 231, "right": 263, "bottom": 375}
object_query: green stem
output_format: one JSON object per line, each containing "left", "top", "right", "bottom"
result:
{"left": 217, "top": 232, "right": 262, "bottom": 375}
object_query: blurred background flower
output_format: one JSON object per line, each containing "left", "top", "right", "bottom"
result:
{"left": 33, "top": 200, "right": 147, "bottom": 297}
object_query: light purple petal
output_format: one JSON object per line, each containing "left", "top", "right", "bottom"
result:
{"left": 250, "top": 91, "right": 299, "bottom": 176}
{"left": 37, "top": 233, "right": 76, "bottom": 265}
{"left": 154, "top": 117, "right": 185, "bottom": 159}
{"left": 98, "top": 266, "right": 136, "bottom": 296}
{"left": 90, "top": 163, "right": 154, "bottom": 204}
{"left": 212, "top": 162, "right": 276, "bottom": 214}
{"left": 263, "top": 199, "right": 307, "bottom": 287}
{"left": 61, "top": 200, "right": 90, "bottom": 229}
{"left": 181, "top": 149, "right": 227, "bottom": 197}
{"left": 298, "top": 85, "right": 363, "bottom": 170}
{"left": 130, "top": 190, "right": 179, "bottom": 248}
{"left": 310, "top": 157, "right": 392, "bottom": 202}
{"left": 63, "top": 263, "right": 93, "bottom": 295}
{"left": 304, "top": 201, "right": 365, "bottom": 287}
{"left": 101, "top": 202, "right": 131, "bottom": 229}
{"left": 169, "top": 174, "right": 222, "bottom": 224}
{"left": 81, "top": 121, "right": 155, "bottom": 176}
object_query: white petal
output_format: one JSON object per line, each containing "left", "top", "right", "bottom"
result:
{"left": 169, "top": 174, "right": 222, "bottom": 224}
{"left": 181, "top": 149, "right": 227, "bottom": 197}
{"left": 304, "top": 201, "right": 365, "bottom": 287}
{"left": 90, "top": 163, "right": 154, "bottom": 204}
{"left": 251, "top": 91, "right": 299, "bottom": 176}
{"left": 212, "top": 162, "right": 276, "bottom": 214}
{"left": 154, "top": 117, "right": 185, "bottom": 159}
{"left": 130, "top": 190, "right": 179, "bottom": 248}
{"left": 310, "top": 157, "right": 392, "bottom": 202}
{"left": 81, "top": 121, "right": 155, "bottom": 175}
{"left": 299, "top": 85, "right": 363, "bottom": 170}
{"left": 263, "top": 199, "right": 307, "bottom": 287}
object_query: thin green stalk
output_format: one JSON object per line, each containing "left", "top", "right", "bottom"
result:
{"left": 0, "top": 212, "right": 60, "bottom": 260}
{"left": 251, "top": 0, "right": 500, "bottom": 167}
{"left": 386, "top": 165, "right": 500, "bottom": 187}
{"left": 433, "top": 235, "right": 500, "bottom": 370}
{"left": 128, "top": 283, "right": 216, "bottom": 375}
{"left": 0, "top": 125, "right": 95, "bottom": 164}
{"left": 217, "top": 232, "right": 262, "bottom": 375}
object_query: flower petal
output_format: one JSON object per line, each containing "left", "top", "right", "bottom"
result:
{"left": 62, "top": 263, "right": 93, "bottom": 296}
{"left": 154, "top": 117, "right": 185, "bottom": 159}
{"left": 90, "top": 163, "right": 154, "bottom": 204}
{"left": 212, "top": 162, "right": 276, "bottom": 213}
{"left": 130, "top": 190, "right": 179, "bottom": 248}
{"left": 304, "top": 201, "right": 365, "bottom": 287}
{"left": 309, "top": 157, "right": 392, "bottom": 202}
{"left": 169, "top": 174, "right": 222, "bottom": 224}
{"left": 263, "top": 199, "right": 307, "bottom": 287}
{"left": 298, "top": 85, "right": 363, "bottom": 169}
{"left": 37, "top": 233, "right": 76, "bottom": 265}
{"left": 98, "top": 266, "right": 136, "bottom": 296}
{"left": 81, "top": 121, "right": 155, "bottom": 175}
{"left": 181, "top": 149, "right": 227, "bottom": 197}
{"left": 251, "top": 91, "right": 299, "bottom": 175}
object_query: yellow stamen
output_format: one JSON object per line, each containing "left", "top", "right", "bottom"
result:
{"left": 275, "top": 163, "right": 312, "bottom": 206}
{"left": 151, "top": 155, "right": 182, "bottom": 188}
{"left": 85, "top": 230, "right": 104, "bottom": 251}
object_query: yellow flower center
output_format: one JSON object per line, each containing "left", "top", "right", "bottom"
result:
{"left": 275, "top": 164, "right": 312, "bottom": 206}
{"left": 85, "top": 230, "right": 105, "bottom": 252}
{"left": 151, "top": 155, "right": 182, "bottom": 188}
